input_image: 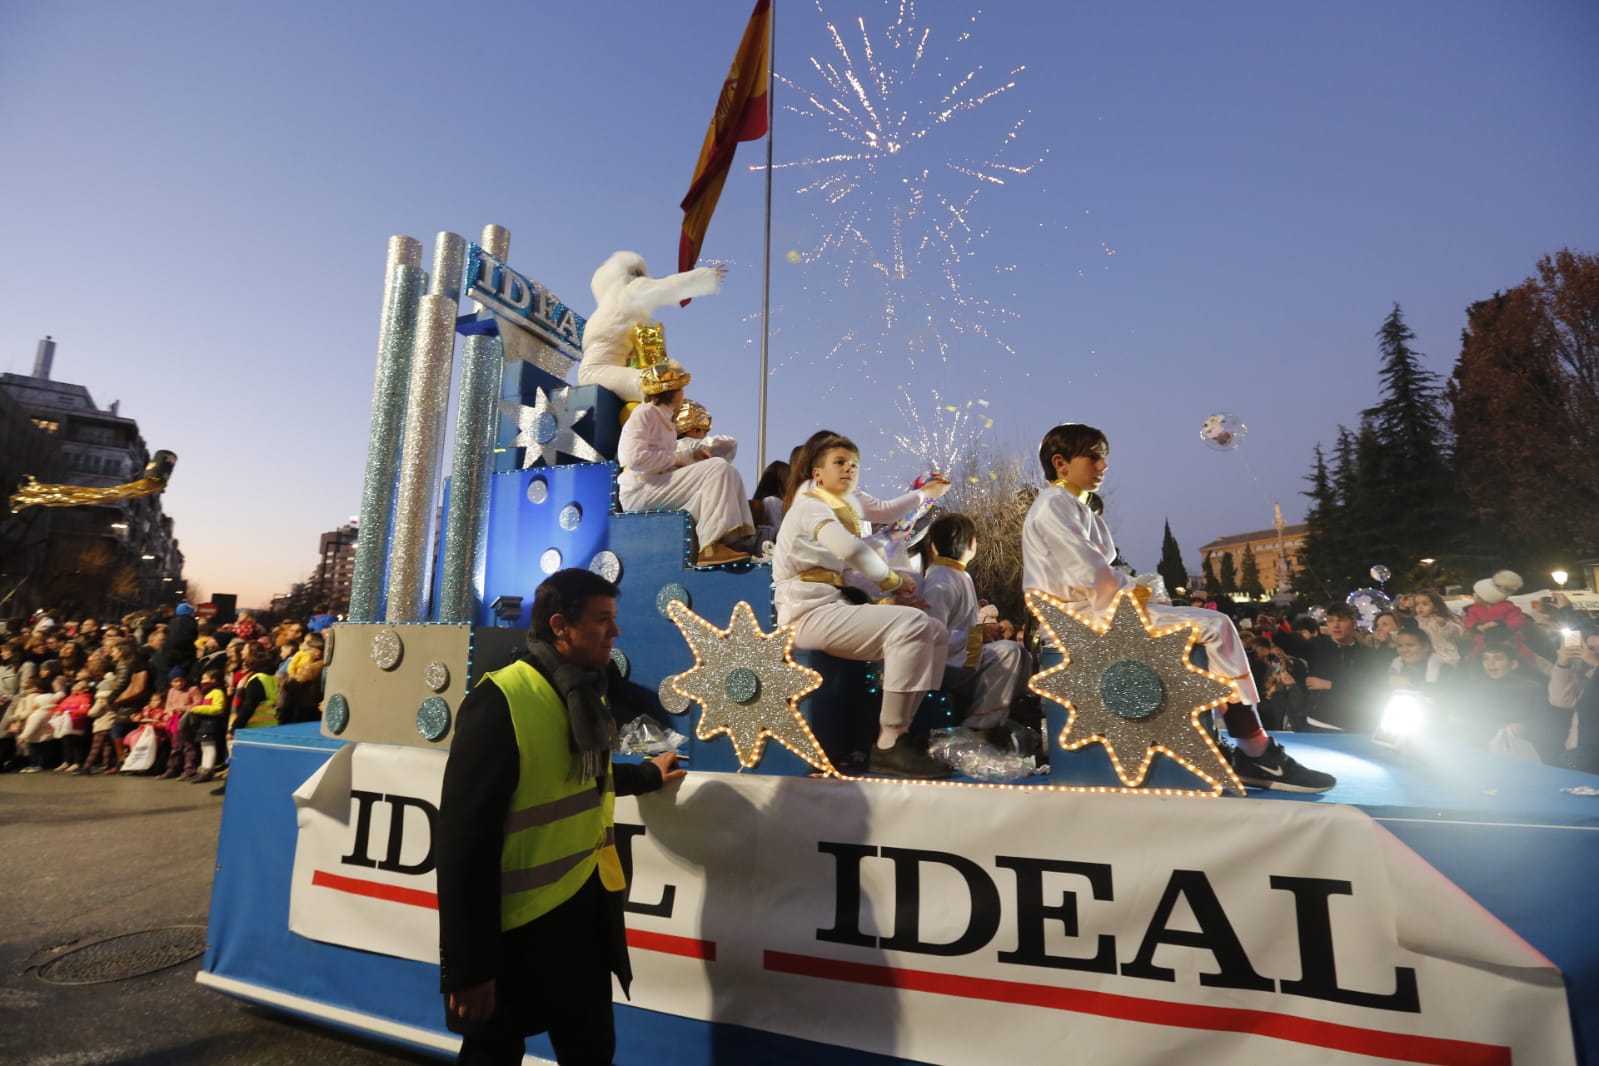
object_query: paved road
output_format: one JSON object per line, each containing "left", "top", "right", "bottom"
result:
{"left": 1, "top": 768, "right": 440, "bottom": 1065}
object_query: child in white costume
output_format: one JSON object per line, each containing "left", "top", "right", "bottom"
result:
{"left": 916, "top": 514, "right": 1028, "bottom": 731}
{"left": 1021, "top": 422, "right": 1335, "bottom": 793}
{"left": 617, "top": 360, "right": 754, "bottom": 567}
{"left": 579, "top": 251, "right": 724, "bottom": 402}
{"left": 774, "top": 434, "right": 954, "bottom": 778}
{"left": 673, "top": 399, "right": 739, "bottom": 462}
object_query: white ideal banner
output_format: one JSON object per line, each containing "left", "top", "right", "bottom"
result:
{"left": 287, "top": 745, "right": 1576, "bottom": 1064}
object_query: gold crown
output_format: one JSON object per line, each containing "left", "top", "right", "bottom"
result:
{"left": 630, "top": 322, "right": 667, "bottom": 368}
{"left": 640, "top": 359, "right": 692, "bottom": 396}
{"left": 674, "top": 398, "right": 712, "bottom": 434}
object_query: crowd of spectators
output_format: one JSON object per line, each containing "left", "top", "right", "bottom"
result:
{"left": 0, "top": 602, "right": 329, "bottom": 783}
{"left": 1222, "top": 575, "right": 1598, "bottom": 774}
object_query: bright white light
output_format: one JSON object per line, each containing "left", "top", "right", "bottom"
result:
{"left": 1552, "top": 569, "right": 1569, "bottom": 587}
{"left": 1379, "top": 691, "right": 1426, "bottom": 738}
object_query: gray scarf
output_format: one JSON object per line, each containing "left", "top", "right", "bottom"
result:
{"left": 525, "top": 640, "right": 616, "bottom": 782}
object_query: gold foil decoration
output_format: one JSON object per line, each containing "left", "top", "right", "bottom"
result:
{"left": 674, "top": 398, "right": 713, "bottom": 435}
{"left": 9, "top": 451, "right": 177, "bottom": 513}
{"left": 639, "top": 359, "right": 692, "bottom": 397}
{"left": 629, "top": 322, "right": 668, "bottom": 369}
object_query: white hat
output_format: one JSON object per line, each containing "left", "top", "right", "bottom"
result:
{"left": 1473, "top": 569, "right": 1524, "bottom": 604}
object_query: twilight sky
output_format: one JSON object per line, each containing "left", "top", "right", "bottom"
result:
{"left": 2, "top": 0, "right": 1596, "bottom": 608}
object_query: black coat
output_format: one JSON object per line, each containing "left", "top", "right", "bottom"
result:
{"left": 435, "top": 656, "right": 663, "bottom": 1039}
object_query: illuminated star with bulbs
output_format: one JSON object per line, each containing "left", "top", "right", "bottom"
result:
{"left": 502, "top": 387, "right": 601, "bottom": 468}
{"left": 664, "top": 600, "right": 831, "bottom": 773}
{"left": 1026, "top": 589, "right": 1245, "bottom": 796}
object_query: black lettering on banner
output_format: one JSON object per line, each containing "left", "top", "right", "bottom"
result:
{"left": 615, "top": 822, "right": 676, "bottom": 917}
{"left": 339, "top": 789, "right": 384, "bottom": 869}
{"left": 1120, "top": 870, "right": 1275, "bottom": 991}
{"left": 376, "top": 794, "right": 438, "bottom": 875}
{"left": 996, "top": 857, "right": 1117, "bottom": 974}
{"left": 879, "top": 847, "right": 1001, "bottom": 957}
{"left": 1270, "top": 876, "right": 1421, "bottom": 1013}
{"left": 816, "top": 842, "right": 877, "bottom": 947}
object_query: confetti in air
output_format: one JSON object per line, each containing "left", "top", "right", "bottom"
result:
{"left": 764, "top": 0, "right": 1042, "bottom": 382}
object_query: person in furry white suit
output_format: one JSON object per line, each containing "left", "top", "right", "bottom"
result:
{"left": 578, "top": 251, "right": 725, "bottom": 402}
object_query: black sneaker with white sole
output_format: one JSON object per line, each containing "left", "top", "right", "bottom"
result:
{"left": 868, "top": 734, "right": 954, "bottom": 779}
{"left": 1231, "top": 739, "right": 1336, "bottom": 793}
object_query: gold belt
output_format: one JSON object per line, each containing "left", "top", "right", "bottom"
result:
{"left": 798, "top": 567, "right": 844, "bottom": 587}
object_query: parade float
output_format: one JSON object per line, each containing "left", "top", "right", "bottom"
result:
{"left": 197, "top": 227, "right": 1598, "bottom": 1066}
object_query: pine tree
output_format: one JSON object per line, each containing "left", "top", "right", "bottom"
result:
{"left": 1241, "top": 547, "right": 1264, "bottom": 599}
{"left": 1157, "top": 521, "right": 1188, "bottom": 598}
{"left": 1218, "top": 552, "right": 1238, "bottom": 595}
{"left": 1201, "top": 555, "right": 1219, "bottom": 596}
{"left": 1295, "top": 444, "right": 1338, "bottom": 599}
{"left": 1361, "top": 304, "right": 1461, "bottom": 582}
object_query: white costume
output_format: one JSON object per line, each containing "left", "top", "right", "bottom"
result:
{"left": 774, "top": 488, "right": 945, "bottom": 696}
{"left": 617, "top": 404, "right": 752, "bottom": 546}
{"left": 674, "top": 434, "right": 738, "bottom": 463}
{"left": 920, "top": 560, "right": 1028, "bottom": 729}
{"left": 1021, "top": 484, "right": 1260, "bottom": 704}
{"left": 578, "top": 252, "right": 722, "bottom": 402}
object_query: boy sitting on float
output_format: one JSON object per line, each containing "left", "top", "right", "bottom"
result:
{"left": 1021, "top": 422, "right": 1335, "bottom": 793}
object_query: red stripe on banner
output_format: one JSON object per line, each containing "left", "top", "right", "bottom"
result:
{"left": 763, "top": 951, "right": 1511, "bottom": 1066}
{"left": 628, "top": 928, "right": 718, "bottom": 961}
{"left": 311, "top": 870, "right": 439, "bottom": 911}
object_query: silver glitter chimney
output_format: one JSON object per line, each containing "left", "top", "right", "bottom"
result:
{"left": 386, "top": 234, "right": 465, "bottom": 623}
{"left": 438, "top": 225, "right": 512, "bottom": 623}
{"left": 348, "top": 237, "right": 424, "bottom": 623}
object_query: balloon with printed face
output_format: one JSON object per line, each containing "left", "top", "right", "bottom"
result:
{"left": 1370, "top": 564, "right": 1392, "bottom": 583}
{"left": 1200, "top": 413, "right": 1247, "bottom": 451}
{"left": 1346, "top": 588, "right": 1393, "bottom": 631}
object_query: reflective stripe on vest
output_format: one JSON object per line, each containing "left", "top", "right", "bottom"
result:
{"left": 488, "top": 659, "right": 625, "bottom": 932}
{"left": 246, "top": 673, "right": 279, "bottom": 728}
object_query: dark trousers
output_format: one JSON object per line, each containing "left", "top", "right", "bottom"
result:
{"left": 456, "top": 1000, "right": 615, "bottom": 1065}
{"left": 62, "top": 733, "right": 89, "bottom": 766}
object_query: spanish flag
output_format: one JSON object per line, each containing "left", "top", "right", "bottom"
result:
{"left": 679, "top": 0, "right": 772, "bottom": 278}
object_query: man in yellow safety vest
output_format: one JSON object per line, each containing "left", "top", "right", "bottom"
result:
{"left": 438, "top": 568, "right": 685, "bottom": 1065}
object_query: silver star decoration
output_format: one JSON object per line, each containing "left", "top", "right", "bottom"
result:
{"left": 502, "top": 386, "right": 602, "bottom": 468}
{"left": 1026, "top": 588, "right": 1245, "bottom": 796}
{"left": 664, "top": 600, "right": 831, "bottom": 773}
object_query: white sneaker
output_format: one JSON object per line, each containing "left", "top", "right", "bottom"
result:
{"left": 19, "top": 766, "right": 42, "bottom": 774}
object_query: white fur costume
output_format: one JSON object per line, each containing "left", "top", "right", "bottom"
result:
{"left": 1021, "top": 485, "right": 1260, "bottom": 704}
{"left": 578, "top": 252, "right": 722, "bottom": 402}
{"left": 674, "top": 434, "right": 738, "bottom": 464}
{"left": 617, "top": 403, "right": 752, "bottom": 546}
{"left": 775, "top": 489, "right": 945, "bottom": 696}
{"left": 920, "top": 561, "right": 1028, "bottom": 729}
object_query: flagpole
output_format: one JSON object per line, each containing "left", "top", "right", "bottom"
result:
{"left": 756, "top": 0, "right": 775, "bottom": 472}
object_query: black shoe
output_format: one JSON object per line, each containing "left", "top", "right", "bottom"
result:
{"left": 867, "top": 735, "right": 954, "bottom": 779}
{"left": 1231, "top": 740, "right": 1336, "bottom": 793}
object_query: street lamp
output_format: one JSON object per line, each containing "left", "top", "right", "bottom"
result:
{"left": 1552, "top": 569, "right": 1569, "bottom": 589}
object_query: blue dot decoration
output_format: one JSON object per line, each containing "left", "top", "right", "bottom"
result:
{"left": 611, "top": 647, "right": 629, "bottom": 678}
{"left": 325, "top": 693, "right": 350, "bottom": 735}
{"left": 560, "top": 503, "right": 582, "bottom": 530}
{"left": 656, "top": 583, "right": 691, "bottom": 617}
{"left": 417, "top": 697, "right": 452, "bottom": 742}
{"left": 534, "top": 412, "right": 558, "bottom": 445}
{"left": 1099, "top": 660, "right": 1165, "bottom": 720}
{"left": 725, "top": 667, "right": 761, "bottom": 704}
{"left": 526, "top": 477, "right": 549, "bottom": 504}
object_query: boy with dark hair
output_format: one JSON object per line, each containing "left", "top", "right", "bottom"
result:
{"left": 1274, "top": 602, "right": 1385, "bottom": 732}
{"left": 1021, "top": 423, "right": 1334, "bottom": 792}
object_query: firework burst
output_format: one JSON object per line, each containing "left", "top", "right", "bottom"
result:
{"left": 886, "top": 387, "right": 994, "bottom": 478}
{"left": 767, "top": 0, "right": 1041, "bottom": 377}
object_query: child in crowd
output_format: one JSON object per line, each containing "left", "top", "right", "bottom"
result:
{"left": 773, "top": 433, "right": 952, "bottom": 778}
{"left": 14, "top": 678, "right": 63, "bottom": 772}
{"left": 278, "top": 632, "right": 325, "bottom": 724}
{"left": 1461, "top": 570, "right": 1532, "bottom": 661}
{"left": 1409, "top": 590, "right": 1464, "bottom": 664}
{"left": 1456, "top": 638, "right": 1558, "bottom": 761}
{"left": 190, "top": 668, "right": 228, "bottom": 784}
{"left": 748, "top": 460, "right": 791, "bottom": 547}
{"left": 79, "top": 676, "right": 120, "bottom": 774}
{"left": 914, "top": 513, "right": 1028, "bottom": 733}
{"left": 616, "top": 360, "right": 755, "bottom": 567}
{"left": 1021, "top": 423, "right": 1335, "bottom": 792}
{"left": 1387, "top": 621, "right": 1454, "bottom": 696}
{"left": 160, "top": 670, "right": 203, "bottom": 779}
{"left": 53, "top": 678, "right": 93, "bottom": 771}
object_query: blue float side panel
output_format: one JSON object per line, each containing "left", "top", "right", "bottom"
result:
{"left": 481, "top": 464, "right": 618, "bottom": 629}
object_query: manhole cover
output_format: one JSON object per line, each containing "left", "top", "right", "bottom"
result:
{"left": 36, "top": 926, "right": 207, "bottom": 985}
